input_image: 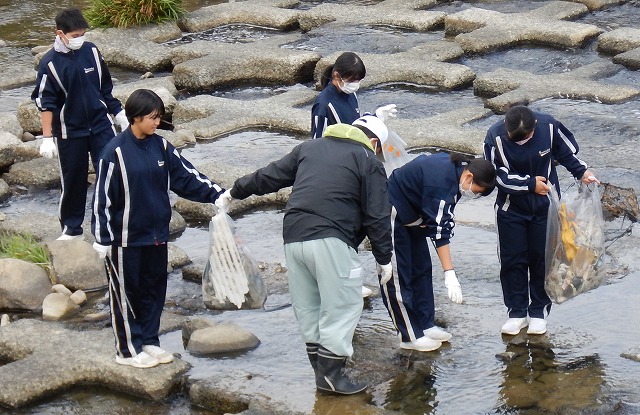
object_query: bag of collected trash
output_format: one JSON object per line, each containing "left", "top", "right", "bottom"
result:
{"left": 544, "top": 183, "right": 605, "bottom": 303}
{"left": 381, "top": 130, "right": 416, "bottom": 177}
{"left": 202, "top": 211, "right": 267, "bottom": 310}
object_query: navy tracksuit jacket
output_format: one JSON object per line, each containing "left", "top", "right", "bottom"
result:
{"left": 383, "top": 153, "right": 464, "bottom": 342}
{"left": 310, "top": 83, "right": 360, "bottom": 139}
{"left": 92, "top": 129, "right": 224, "bottom": 357}
{"left": 483, "top": 112, "right": 588, "bottom": 319}
{"left": 32, "top": 42, "right": 122, "bottom": 236}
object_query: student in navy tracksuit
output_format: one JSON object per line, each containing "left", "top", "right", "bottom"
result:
{"left": 32, "top": 8, "right": 128, "bottom": 240}
{"left": 92, "top": 89, "right": 225, "bottom": 368}
{"left": 311, "top": 51, "right": 396, "bottom": 139}
{"left": 383, "top": 153, "right": 496, "bottom": 352}
{"left": 483, "top": 105, "right": 598, "bottom": 336}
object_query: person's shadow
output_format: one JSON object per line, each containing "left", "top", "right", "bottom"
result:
{"left": 497, "top": 332, "right": 607, "bottom": 413}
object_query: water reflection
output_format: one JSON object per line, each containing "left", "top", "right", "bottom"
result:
{"left": 498, "top": 334, "right": 606, "bottom": 414}
{"left": 375, "top": 359, "right": 437, "bottom": 414}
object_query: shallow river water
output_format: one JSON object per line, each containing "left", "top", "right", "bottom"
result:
{"left": 1, "top": 0, "right": 640, "bottom": 414}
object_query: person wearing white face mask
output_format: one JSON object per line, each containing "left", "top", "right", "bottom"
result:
{"left": 32, "top": 8, "right": 128, "bottom": 241}
{"left": 381, "top": 153, "right": 496, "bottom": 352}
{"left": 484, "top": 105, "right": 599, "bottom": 336}
{"left": 311, "top": 51, "right": 398, "bottom": 140}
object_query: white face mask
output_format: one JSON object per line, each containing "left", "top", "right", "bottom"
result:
{"left": 340, "top": 80, "right": 360, "bottom": 94}
{"left": 459, "top": 177, "right": 480, "bottom": 199}
{"left": 67, "top": 35, "right": 85, "bottom": 50}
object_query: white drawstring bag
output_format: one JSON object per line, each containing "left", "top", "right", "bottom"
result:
{"left": 202, "top": 210, "right": 266, "bottom": 309}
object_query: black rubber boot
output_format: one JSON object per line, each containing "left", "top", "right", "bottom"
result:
{"left": 315, "top": 346, "right": 367, "bottom": 395}
{"left": 306, "top": 343, "right": 319, "bottom": 374}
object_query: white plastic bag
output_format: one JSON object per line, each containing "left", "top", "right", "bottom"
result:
{"left": 381, "top": 130, "right": 416, "bottom": 177}
{"left": 202, "top": 211, "right": 264, "bottom": 309}
{"left": 545, "top": 183, "right": 605, "bottom": 303}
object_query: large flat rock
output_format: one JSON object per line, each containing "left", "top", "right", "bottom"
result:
{"left": 0, "top": 319, "right": 189, "bottom": 408}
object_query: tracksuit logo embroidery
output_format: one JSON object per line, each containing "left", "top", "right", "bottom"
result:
{"left": 84, "top": 67, "right": 95, "bottom": 74}
{"left": 158, "top": 161, "right": 164, "bottom": 167}
{"left": 539, "top": 148, "right": 551, "bottom": 157}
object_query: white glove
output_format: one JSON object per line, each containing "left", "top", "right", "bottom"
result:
{"left": 377, "top": 262, "right": 393, "bottom": 285}
{"left": 93, "top": 242, "right": 110, "bottom": 260}
{"left": 38, "top": 136, "right": 58, "bottom": 158}
{"left": 444, "top": 269, "right": 463, "bottom": 304}
{"left": 214, "top": 189, "right": 234, "bottom": 213}
{"left": 375, "top": 104, "right": 398, "bottom": 123}
{"left": 115, "top": 109, "right": 129, "bottom": 131}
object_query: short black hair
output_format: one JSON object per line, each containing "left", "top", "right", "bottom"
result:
{"left": 124, "top": 89, "right": 165, "bottom": 124}
{"left": 55, "top": 8, "right": 89, "bottom": 34}
{"left": 505, "top": 105, "right": 536, "bottom": 142}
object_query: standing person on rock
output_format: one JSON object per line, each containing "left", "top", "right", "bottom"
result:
{"left": 215, "top": 115, "right": 393, "bottom": 395}
{"left": 382, "top": 153, "right": 496, "bottom": 352}
{"left": 92, "top": 89, "right": 225, "bottom": 368}
{"left": 483, "top": 105, "right": 599, "bottom": 336}
{"left": 311, "top": 51, "right": 397, "bottom": 140}
{"left": 31, "top": 7, "right": 128, "bottom": 241}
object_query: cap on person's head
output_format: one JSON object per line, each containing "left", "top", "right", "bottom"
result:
{"left": 352, "top": 115, "right": 388, "bottom": 145}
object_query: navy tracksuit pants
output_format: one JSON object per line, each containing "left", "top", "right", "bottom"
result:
{"left": 381, "top": 213, "right": 435, "bottom": 343}
{"left": 106, "top": 244, "right": 168, "bottom": 358}
{"left": 56, "top": 128, "right": 115, "bottom": 236}
{"left": 496, "top": 208, "right": 552, "bottom": 319}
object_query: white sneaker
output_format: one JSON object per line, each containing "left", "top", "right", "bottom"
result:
{"left": 115, "top": 351, "right": 160, "bottom": 368}
{"left": 501, "top": 317, "right": 528, "bottom": 335}
{"left": 400, "top": 336, "right": 442, "bottom": 352}
{"left": 57, "top": 234, "right": 82, "bottom": 241}
{"left": 424, "top": 326, "right": 452, "bottom": 342}
{"left": 361, "top": 286, "right": 373, "bottom": 298}
{"left": 143, "top": 345, "right": 174, "bottom": 364}
{"left": 527, "top": 318, "right": 547, "bottom": 335}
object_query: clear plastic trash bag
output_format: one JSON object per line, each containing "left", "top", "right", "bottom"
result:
{"left": 381, "top": 130, "right": 416, "bottom": 177}
{"left": 545, "top": 183, "right": 605, "bottom": 304}
{"left": 202, "top": 211, "right": 266, "bottom": 310}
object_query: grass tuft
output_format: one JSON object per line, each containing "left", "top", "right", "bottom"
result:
{"left": 0, "top": 232, "right": 51, "bottom": 270}
{"left": 85, "top": 0, "right": 185, "bottom": 29}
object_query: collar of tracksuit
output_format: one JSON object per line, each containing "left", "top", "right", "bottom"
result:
{"left": 322, "top": 123, "right": 374, "bottom": 151}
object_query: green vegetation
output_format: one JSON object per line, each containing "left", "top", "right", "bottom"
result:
{"left": 0, "top": 232, "right": 50, "bottom": 269}
{"left": 85, "top": 0, "right": 185, "bottom": 28}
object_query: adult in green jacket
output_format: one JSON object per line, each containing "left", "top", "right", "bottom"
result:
{"left": 217, "top": 115, "right": 393, "bottom": 395}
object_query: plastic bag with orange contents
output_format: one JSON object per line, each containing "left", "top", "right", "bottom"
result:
{"left": 545, "top": 183, "right": 605, "bottom": 303}
{"left": 381, "top": 130, "right": 416, "bottom": 177}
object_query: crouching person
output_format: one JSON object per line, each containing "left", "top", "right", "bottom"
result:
{"left": 216, "top": 115, "right": 393, "bottom": 394}
{"left": 92, "top": 89, "right": 225, "bottom": 368}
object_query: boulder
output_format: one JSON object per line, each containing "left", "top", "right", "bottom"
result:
{"left": 0, "top": 112, "right": 23, "bottom": 139}
{"left": 42, "top": 292, "right": 80, "bottom": 320}
{"left": 0, "top": 131, "right": 23, "bottom": 170}
{"left": 181, "top": 317, "right": 216, "bottom": 345}
{"left": 186, "top": 323, "right": 260, "bottom": 355}
{"left": 45, "top": 240, "right": 107, "bottom": 291}
{"left": 2, "top": 157, "right": 60, "bottom": 189}
{"left": 0, "top": 258, "right": 51, "bottom": 311}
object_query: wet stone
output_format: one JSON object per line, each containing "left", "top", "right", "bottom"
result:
{"left": 0, "top": 319, "right": 190, "bottom": 408}
{"left": 179, "top": 0, "right": 301, "bottom": 33}
{"left": 473, "top": 61, "right": 640, "bottom": 113}
{"left": 171, "top": 34, "right": 321, "bottom": 91}
{"left": 173, "top": 87, "right": 315, "bottom": 139}
{"left": 445, "top": 2, "right": 603, "bottom": 54}
{"left": 387, "top": 106, "right": 492, "bottom": 154}
{"left": 298, "top": 0, "right": 445, "bottom": 32}
{"left": 315, "top": 42, "right": 475, "bottom": 90}
{"left": 84, "top": 23, "right": 181, "bottom": 72}
{"left": 597, "top": 26, "right": 640, "bottom": 70}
